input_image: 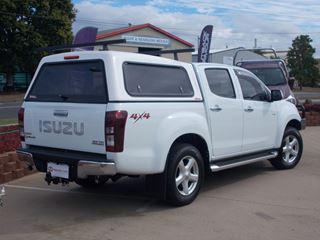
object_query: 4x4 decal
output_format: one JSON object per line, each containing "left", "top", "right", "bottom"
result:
{"left": 130, "top": 112, "right": 151, "bottom": 123}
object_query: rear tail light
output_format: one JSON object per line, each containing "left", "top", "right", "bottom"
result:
{"left": 105, "top": 111, "right": 128, "bottom": 152}
{"left": 18, "top": 108, "right": 25, "bottom": 141}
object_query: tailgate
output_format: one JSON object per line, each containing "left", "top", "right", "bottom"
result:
{"left": 23, "top": 59, "right": 108, "bottom": 154}
{"left": 24, "top": 102, "right": 106, "bottom": 154}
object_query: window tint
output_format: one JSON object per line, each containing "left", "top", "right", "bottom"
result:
{"left": 27, "top": 61, "right": 107, "bottom": 103}
{"left": 235, "top": 69, "right": 268, "bottom": 101}
{"left": 205, "top": 69, "right": 235, "bottom": 98}
{"left": 123, "top": 63, "right": 194, "bottom": 97}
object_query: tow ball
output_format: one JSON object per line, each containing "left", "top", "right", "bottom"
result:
{"left": 45, "top": 173, "right": 69, "bottom": 186}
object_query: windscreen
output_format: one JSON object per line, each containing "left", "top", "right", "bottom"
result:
{"left": 26, "top": 60, "right": 107, "bottom": 103}
{"left": 249, "top": 68, "right": 286, "bottom": 86}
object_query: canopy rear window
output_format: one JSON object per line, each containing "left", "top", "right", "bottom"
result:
{"left": 26, "top": 60, "right": 107, "bottom": 103}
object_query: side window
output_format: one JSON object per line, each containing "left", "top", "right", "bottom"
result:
{"left": 235, "top": 69, "right": 268, "bottom": 101}
{"left": 123, "top": 63, "right": 194, "bottom": 97}
{"left": 205, "top": 69, "right": 236, "bottom": 98}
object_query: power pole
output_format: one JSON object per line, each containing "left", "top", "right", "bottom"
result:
{"left": 254, "top": 38, "right": 257, "bottom": 48}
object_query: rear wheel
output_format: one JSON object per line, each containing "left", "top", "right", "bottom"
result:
{"left": 166, "top": 143, "right": 204, "bottom": 206}
{"left": 270, "top": 127, "right": 303, "bottom": 169}
{"left": 75, "top": 176, "right": 109, "bottom": 188}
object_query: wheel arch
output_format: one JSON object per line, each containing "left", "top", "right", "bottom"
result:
{"left": 286, "top": 119, "right": 302, "bottom": 130}
{"left": 167, "top": 133, "right": 210, "bottom": 174}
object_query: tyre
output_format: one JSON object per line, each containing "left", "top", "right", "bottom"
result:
{"left": 166, "top": 143, "right": 204, "bottom": 206}
{"left": 75, "top": 176, "right": 109, "bottom": 188}
{"left": 270, "top": 127, "right": 303, "bottom": 169}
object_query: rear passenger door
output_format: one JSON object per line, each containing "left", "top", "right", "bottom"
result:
{"left": 203, "top": 67, "right": 243, "bottom": 158}
{"left": 234, "top": 69, "right": 277, "bottom": 152}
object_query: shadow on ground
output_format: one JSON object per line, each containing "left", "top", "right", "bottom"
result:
{"left": 0, "top": 161, "right": 277, "bottom": 235}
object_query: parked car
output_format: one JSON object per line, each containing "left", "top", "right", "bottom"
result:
{"left": 234, "top": 49, "right": 305, "bottom": 119}
{"left": 17, "top": 50, "right": 305, "bottom": 206}
{"left": 236, "top": 60, "right": 297, "bottom": 104}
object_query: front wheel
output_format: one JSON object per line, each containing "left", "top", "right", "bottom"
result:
{"left": 269, "top": 127, "right": 303, "bottom": 169}
{"left": 166, "top": 143, "right": 204, "bottom": 206}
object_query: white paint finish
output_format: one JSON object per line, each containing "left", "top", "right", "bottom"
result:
{"left": 21, "top": 51, "right": 303, "bottom": 177}
{"left": 106, "top": 102, "right": 210, "bottom": 174}
{"left": 196, "top": 65, "right": 243, "bottom": 157}
{"left": 242, "top": 100, "right": 278, "bottom": 151}
{"left": 274, "top": 100, "right": 302, "bottom": 147}
{"left": 24, "top": 102, "right": 107, "bottom": 154}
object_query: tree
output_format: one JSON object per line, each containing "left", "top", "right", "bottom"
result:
{"left": 287, "top": 35, "right": 319, "bottom": 88}
{"left": 0, "top": 0, "right": 76, "bottom": 91}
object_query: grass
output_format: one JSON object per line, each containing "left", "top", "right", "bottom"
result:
{"left": 0, "top": 118, "right": 17, "bottom": 125}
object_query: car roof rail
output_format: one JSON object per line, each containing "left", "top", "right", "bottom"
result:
{"left": 37, "top": 39, "right": 127, "bottom": 53}
{"left": 139, "top": 48, "right": 195, "bottom": 61}
{"left": 233, "top": 48, "right": 278, "bottom": 66}
{"left": 37, "top": 39, "right": 194, "bottom": 61}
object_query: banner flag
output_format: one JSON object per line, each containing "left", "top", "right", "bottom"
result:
{"left": 197, "top": 25, "right": 213, "bottom": 62}
{"left": 73, "top": 27, "right": 98, "bottom": 51}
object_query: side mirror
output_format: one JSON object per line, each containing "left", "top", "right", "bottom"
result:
{"left": 270, "top": 90, "right": 283, "bottom": 102}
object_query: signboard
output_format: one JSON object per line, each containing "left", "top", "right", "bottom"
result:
{"left": 198, "top": 25, "right": 213, "bottom": 62}
{"left": 122, "top": 35, "right": 170, "bottom": 46}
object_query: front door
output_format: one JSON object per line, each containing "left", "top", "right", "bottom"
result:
{"left": 235, "top": 69, "right": 277, "bottom": 152}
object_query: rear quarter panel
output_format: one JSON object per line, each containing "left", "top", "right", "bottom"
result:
{"left": 107, "top": 102, "right": 211, "bottom": 175}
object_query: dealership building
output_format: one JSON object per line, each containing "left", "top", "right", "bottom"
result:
{"left": 95, "top": 23, "right": 194, "bottom": 62}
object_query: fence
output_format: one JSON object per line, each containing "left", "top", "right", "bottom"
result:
{"left": 0, "top": 72, "right": 32, "bottom": 92}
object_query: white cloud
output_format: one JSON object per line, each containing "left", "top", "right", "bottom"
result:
{"left": 73, "top": 1, "right": 233, "bottom": 47}
{"left": 73, "top": 0, "right": 320, "bottom": 56}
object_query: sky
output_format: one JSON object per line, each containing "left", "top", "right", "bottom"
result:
{"left": 72, "top": 0, "right": 320, "bottom": 57}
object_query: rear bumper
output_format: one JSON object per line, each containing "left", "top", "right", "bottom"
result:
{"left": 16, "top": 147, "right": 117, "bottom": 180}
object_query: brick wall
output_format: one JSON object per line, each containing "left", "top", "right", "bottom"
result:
{"left": 305, "top": 111, "right": 320, "bottom": 126}
{"left": 0, "top": 124, "right": 21, "bottom": 154}
{"left": 0, "top": 152, "right": 36, "bottom": 184}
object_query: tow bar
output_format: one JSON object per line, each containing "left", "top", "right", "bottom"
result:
{"left": 45, "top": 172, "right": 69, "bottom": 186}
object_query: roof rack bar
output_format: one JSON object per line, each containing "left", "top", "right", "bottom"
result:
{"left": 37, "top": 39, "right": 126, "bottom": 53}
{"left": 233, "top": 48, "right": 278, "bottom": 65}
{"left": 139, "top": 48, "right": 195, "bottom": 60}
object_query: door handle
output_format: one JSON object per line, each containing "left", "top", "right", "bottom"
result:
{"left": 210, "top": 105, "right": 222, "bottom": 112}
{"left": 244, "top": 107, "right": 254, "bottom": 112}
{"left": 53, "top": 110, "right": 68, "bottom": 117}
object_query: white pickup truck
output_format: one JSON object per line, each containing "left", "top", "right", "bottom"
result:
{"left": 17, "top": 50, "right": 305, "bottom": 206}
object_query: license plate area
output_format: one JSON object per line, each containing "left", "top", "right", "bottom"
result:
{"left": 47, "top": 162, "right": 69, "bottom": 179}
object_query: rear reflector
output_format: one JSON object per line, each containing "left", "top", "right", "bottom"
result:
{"left": 105, "top": 111, "right": 128, "bottom": 152}
{"left": 64, "top": 55, "right": 79, "bottom": 60}
{"left": 18, "top": 108, "right": 25, "bottom": 141}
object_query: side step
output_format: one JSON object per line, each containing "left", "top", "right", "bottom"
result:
{"left": 210, "top": 150, "right": 278, "bottom": 172}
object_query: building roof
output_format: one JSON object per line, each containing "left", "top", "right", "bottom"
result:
{"left": 96, "top": 23, "right": 194, "bottom": 47}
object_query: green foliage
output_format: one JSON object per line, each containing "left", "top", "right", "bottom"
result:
{"left": 287, "top": 35, "right": 319, "bottom": 87}
{"left": 0, "top": 0, "right": 76, "bottom": 89}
